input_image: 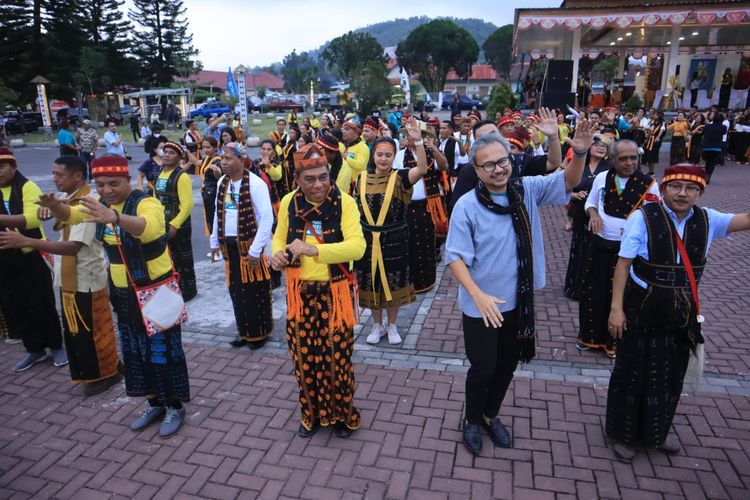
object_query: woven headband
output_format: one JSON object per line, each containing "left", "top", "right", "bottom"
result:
{"left": 92, "top": 165, "right": 129, "bottom": 177}
{"left": 662, "top": 173, "right": 706, "bottom": 189}
{"left": 373, "top": 141, "right": 396, "bottom": 153}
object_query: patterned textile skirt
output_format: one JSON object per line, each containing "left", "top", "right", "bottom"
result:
{"left": 287, "top": 280, "right": 360, "bottom": 431}
{"left": 225, "top": 241, "right": 273, "bottom": 341}
{"left": 356, "top": 221, "right": 416, "bottom": 310}
{"left": 62, "top": 288, "right": 120, "bottom": 383}
{"left": 563, "top": 201, "right": 591, "bottom": 300}
{"left": 169, "top": 220, "right": 197, "bottom": 302}
{"left": 201, "top": 181, "right": 218, "bottom": 237}
{"left": 110, "top": 284, "right": 190, "bottom": 403}
{"left": 407, "top": 200, "right": 436, "bottom": 294}
{"left": 643, "top": 140, "right": 662, "bottom": 164}
{"left": 606, "top": 280, "right": 691, "bottom": 447}
{"left": 670, "top": 136, "right": 687, "bottom": 165}
{"left": 577, "top": 235, "right": 620, "bottom": 355}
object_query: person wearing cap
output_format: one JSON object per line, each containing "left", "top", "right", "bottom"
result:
{"left": 357, "top": 120, "right": 432, "bottom": 346}
{"left": 446, "top": 120, "right": 597, "bottom": 456}
{"left": 341, "top": 119, "right": 370, "bottom": 178}
{"left": 606, "top": 164, "right": 750, "bottom": 462}
{"left": 577, "top": 140, "right": 660, "bottom": 359}
{"left": 77, "top": 120, "right": 98, "bottom": 181}
{"left": 270, "top": 143, "right": 366, "bottom": 439}
{"left": 511, "top": 111, "right": 523, "bottom": 128}
{"left": 0, "top": 147, "right": 67, "bottom": 371}
{"left": 394, "top": 122, "right": 447, "bottom": 293}
{"left": 209, "top": 142, "right": 274, "bottom": 350}
{"left": 39, "top": 154, "right": 191, "bottom": 437}
{"left": 153, "top": 141, "right": 197, "bottom": 301}
{"left": 317, "top": 132, "right": 352, "bottom": 195}
{"left": 278, "top": 125, "right": 300, "bottom": 196}
{"left": 362, "top": 116, "right": 380, "bottom": 150}
{"left": 497, "top": 117, "right": 515, "bottom": 136}
{"left": 0, "top": 155, "right": 121, "bottom": 394}
{"left": 563, "top": 134, "right": 614, "bottom": 300}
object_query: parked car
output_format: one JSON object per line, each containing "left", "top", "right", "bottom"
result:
{"left": 3, "top": 111, "right": 41, "bottom": 134}
{"left": 441, "top": 94, "right": 484, "bottom": 111}
{"left": 267, "top": 97, "right": 303, "bottom": 112}
{"left": 315, "top": 93, "right": 348, "bottom": 111}
{"left": 190, "top": 101, "right": 231, "bottom": 118}
{"left": 233, "top": 97, "right": 262, "bottom": 115}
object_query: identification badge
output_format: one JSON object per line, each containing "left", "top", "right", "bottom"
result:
{"left": 696, "top": 314, "right": 705, "bottom": 324}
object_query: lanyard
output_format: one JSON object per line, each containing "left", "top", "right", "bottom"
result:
{"left": 674, "top": 230, "right": 704, "bottom": 323}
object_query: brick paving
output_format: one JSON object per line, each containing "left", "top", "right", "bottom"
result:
{"left": 2, "top": 159, "right": 750, "bottom": 498}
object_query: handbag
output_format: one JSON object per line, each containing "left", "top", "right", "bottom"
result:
{"left": 111, "top": 224, "right": 188, "bottom": 336}
{"left": 303, "top": 221, "right": 361, "bottom": 324}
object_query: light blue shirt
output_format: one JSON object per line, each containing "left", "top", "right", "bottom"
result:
{"left": 619, "top": 203, "right": 734, "bottom": 288}
{"left": 104, "top": 130, "right": 125, "bottom": 156}
{"left": 446, "top": 170, "right": 569, "bottom": 317}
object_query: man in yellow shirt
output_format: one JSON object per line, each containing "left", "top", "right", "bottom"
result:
{"left": 41, "top": 154, "right": 191, "bottom": 438}
{"left": 154, "top": 141, "right": 197, "bottom": 301}
{"left": 271, "top": 143, "right": 365, "bottom": 439}
{"left": 340, "top": 119, "right": 369, "bottom": 177}
{"left": 0, "top": 147, "right": 66, "bottom": 371}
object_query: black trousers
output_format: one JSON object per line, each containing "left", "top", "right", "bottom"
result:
{"left": 703, "top": 150, "right": 722, "bottom": 183}
{"left": 0, "top": 251, "right": 62, "bottom": 353}
{"left": 463, "top": 310, "right": 519, "bottom": 425}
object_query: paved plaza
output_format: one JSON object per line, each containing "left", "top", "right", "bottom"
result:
{"left": 1, "top": 155, "right": 749, "bottom": 499}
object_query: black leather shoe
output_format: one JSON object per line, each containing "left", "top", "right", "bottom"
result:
{"left": 248, "top": 339, "right": 266, "bottom": 350}
{"left": 297, "top": 423, "right": 319, "bottom": 438}
{"left": 229, "top": 338, "right": 248, "bottom": 348}
{"left": 463, "top": 422, "right": 482, "bottom": 455}
{"left": 332, "top": 422, "right": 352, "bottom": 438}
{"left": 482, "top": 417, "right": 512, "bottom": 448}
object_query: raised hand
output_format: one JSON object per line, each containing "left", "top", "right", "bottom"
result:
{"left": 79, "top": 197, "right": 117, "bottom": 224}
{"left": 570, "top": 119, "right": 596, "bottom": 153}
{"left": 35, "top": 192, "right": 62, "bottom": 209}
{"left": 536, "top": 107, "right": 559, "bottom": 138}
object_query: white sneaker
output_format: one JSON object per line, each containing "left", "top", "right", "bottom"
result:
{"left": 366, "top": 324, "right": 386, "bottom": 344}
{"left": 386, "top": 323, "right": 402, "bottom": 345}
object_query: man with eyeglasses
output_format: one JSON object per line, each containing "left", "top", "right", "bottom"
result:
{"left": 445, "top": 120, "right": 597, "bottom": 456}
{"left": 605, "top": 164, "right": 750, "bottom": 463}
{"left": 577, "top": 140, "right": 660, "bottom": 359}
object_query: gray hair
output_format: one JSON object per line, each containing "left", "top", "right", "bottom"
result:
{"left": 609, "top": 139, "right": 639, "bottom": 160}
{"left": 469, "top": 133, "right": 512, "bottom": 166}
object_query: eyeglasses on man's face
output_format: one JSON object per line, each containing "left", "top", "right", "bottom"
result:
{"left": 665, "top": 182, "right": 701, "bottom": 194}
{"left": 477, "top": 156, "right": 511, "bottom": 173}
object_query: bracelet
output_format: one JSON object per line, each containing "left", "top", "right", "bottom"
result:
{"left": 573, "top": 148, "right": 588, "bottom": 157}
{"left": 113, "top": 209, "right": 120, "bottom": 225}
{"left": 413, "top": 140, "right": 424, "bottom": 146}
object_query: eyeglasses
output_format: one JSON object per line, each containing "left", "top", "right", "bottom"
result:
{"left": 616, "top": 155, "right": 639, "bottom": 162}
{"left": 477, "top": 157, "right": 511, "bottom": 172}
{"left": 665, "top": 183, "right": 701, "bottom": 194}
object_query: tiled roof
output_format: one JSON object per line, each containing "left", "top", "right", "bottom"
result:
{"left": 445, "top": 65, "right": 497, "bottom": 82}
{"left": 177, "top": 70, "right": 285, "bottom": 90}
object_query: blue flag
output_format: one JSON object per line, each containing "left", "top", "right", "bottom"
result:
{"left": 226, "top": 67, "right": 239, "bottom": 98}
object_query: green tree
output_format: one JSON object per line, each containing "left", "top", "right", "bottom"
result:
{"left": 255, "top": 85, "right": 267, "bottom": 100}
{"left": 0, "top": 1, "right": 34, "bottom": 104}
{"left": 395, "top": 19, "right": 479, "bottom": 94}
{"left": 349, "top": 61, "right": 390, "bottom": 115}
{"left": 486, "top": 82, "right": 519, "bottom": 119}
{"left": 321, "top": 31, "right": 386, "bottom": 84}
{"left": 593, "top": 56, "right": 619, "bottom": 84}
{"left": 128, "top": 0, "right": 198, "bottom": 86}
{"left": 483, "top": 25, "right": 513, "bottom": 78}
{"left": 281, "top": 50, "right": 318, "bottom": 94}
{"left": 77, "top": 47, "right": 108, "bottom": 94}
{"left": 42, "top": 0, "right": 90, "bottom": 98}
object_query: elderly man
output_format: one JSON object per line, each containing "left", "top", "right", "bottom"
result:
{"left": 270, "top": 144, "right": 366, "bottom": 439}
{"left": 446, "top": 120, "right": 596, "bottom": 455}
{"left": 606, "top": 164, "right": 750, "bottom": 462}
{"left": 577, "top": 140, "right": 660, "bottom": 358}
{"left": 77, "top": 119, "right": 98, "bottom": 181}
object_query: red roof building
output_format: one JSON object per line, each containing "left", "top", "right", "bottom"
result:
{"left": 177, "top": 70, "right": 285, "bottom": 92}
{"left": 444, "top": 64, "right": 499, "bottom": 97}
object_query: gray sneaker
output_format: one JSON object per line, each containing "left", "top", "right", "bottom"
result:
{"left": 130, "top": 404, "right": 166, "bottom": 431}
{"left": 14, "top": 351, "right": 49, "bottom": 372}
{"left": 4, "top": 338, "right": 22, "bottom": 345}
{"left": 50, "top": 347, "right": 68, "bottom": 367}
{"left": 159, "top": 407, "right": 186, "bottom": 438}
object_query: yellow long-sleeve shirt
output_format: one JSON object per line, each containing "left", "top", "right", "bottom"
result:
{"left": 1, "top": 180, "right": 45, "bottom": 253}
{"left": 341, "top": 139, "right": 370, "bottom": 176}
{"left": 272, "top": 189, "right": 365, "bottom": 282}
{"left": 265, "top": 162, "right": 283, "bottom": 182}
{"left": 155, "top": 169, "right": 193, "bottom": 229}
{"left": 668, "top": 121, "right": 689, "bottom": 137}
{"left": 67, "top": 196, "right": 171, "bottom": 288}
{"left": 334, "top": 159, "right": 353, "bottom": 194}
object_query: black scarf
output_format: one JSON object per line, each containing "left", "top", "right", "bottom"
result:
{"left": 329, "top": 152, "right": 343, "bottom": 184}
{"left": 602, "top": 168, "right": 654, "bottom": 219}
{"left": 0, "top": 171, "right": 43, "bottom": 262}
{"left": 474, "top": 179, "right": 536, "bottom": 362}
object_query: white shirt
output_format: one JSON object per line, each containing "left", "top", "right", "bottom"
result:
{"left": 639, "top": 117, "right": 651, "bottom": 129}
{"left": 723, "top": 120, "right": 732, "bottom": 141}
{"left": 103, "top": 130, "right": 125, "bottom": 156}
{"left": 393, "top": 148, "right": 440, "bottom": 201}
{"left": 439, "top": 137, "right": 461, "bottom": 169}
{"left": 210, "top": 172, "right": 274, "bottom": 258}
{"left": 585, "top": 171, "right": 660, "bottom": 242}
{"left": 454, "top": 132, "right": 472, "bottom": 165}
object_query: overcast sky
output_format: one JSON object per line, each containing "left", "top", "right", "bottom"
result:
{"left": 178, "top": 0, "right": 561, "bottom": 70}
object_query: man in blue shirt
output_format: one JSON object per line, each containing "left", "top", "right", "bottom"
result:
{"left": 606, "top": 164, "right": 750, "bottom": 463}
{"left": 57, "top": 121, "right": 78, "bottom": 157}
{"left": 445, "top": 119, "right": 597, "bottom": 455}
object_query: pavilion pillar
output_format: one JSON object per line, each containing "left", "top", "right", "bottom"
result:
{"left": 664, "top": 23, "right": 682, "bottom": 90}
{"left": 571, "top": 26, "right": 582, "bottom": 93}
{"left": 617, "top": 51, "right": 627, "bottom": 79}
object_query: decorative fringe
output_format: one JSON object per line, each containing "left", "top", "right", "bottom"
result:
{"left": 440, "top": 171, "right": 451, "bottom": 196}
{"left": 329, "top": 278, "right": 355, "bottom": 332}
{"left": 285, "top": 267, "right": 303, "bottom": 321}
{"left": 426, "top": 195, "right": 449, "bottom": 236}
{"left": 239, "top": 255, "right": 270, "bottom": 284}
{"left": 61, "top": 291, "right": 88, "bottom": 335}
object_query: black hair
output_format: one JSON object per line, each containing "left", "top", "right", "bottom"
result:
{"left": 386, "top": 122, "right": 398, "bottom": 137}
{"left": 201, "top": 136, "right": 219, "bottom": 148}
{"left": 185, "top": 119, "right": 195, "bottom": 128}
{"left": 54, "top": 155, "right": 86, "bottom": 176}
{"left": 472, "top": 119, "right": 499, "bottom": 137}
{"left": 221, "top": 127, "right": 237, "bottom": 143}
{"left": 366, "top": 137, "right": 398, "bottom": 172}
{"left": 260, "top": 139, "right": 276, "bottom": 149}
{"left": 330, "top": 127, "right": 343, "bottom": 142}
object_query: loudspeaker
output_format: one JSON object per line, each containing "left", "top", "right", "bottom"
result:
{"left": 541, "top": 91, "right": 576, "bottom": 109}
{"left": 543, "top": 60, "right": 574, "bottom": 92}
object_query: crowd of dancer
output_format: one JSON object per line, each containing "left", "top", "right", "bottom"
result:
{"left": 1, "top": 99, "right": 749, "bottom": 463}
